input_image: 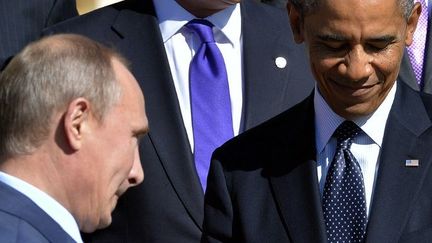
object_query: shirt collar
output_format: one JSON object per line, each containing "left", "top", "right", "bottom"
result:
{"left": 314, "top": 81, "right": 397, "bottom": 154}
{"left": 0, "top": 172, "right": 82, "bottom": 243}
{"left": 154, "top": 0, "right": 241, "bottom": 46}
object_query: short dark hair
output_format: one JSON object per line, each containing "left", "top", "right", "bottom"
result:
{"left": 289, "top": 0, "right": 415, "bottom": 21}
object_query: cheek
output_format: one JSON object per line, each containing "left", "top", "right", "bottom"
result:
{"left": 373, "top": 49, "right": 403, "bottom": 82}
{"left": 309, "top": 56, "right": 337, "bottom": 86}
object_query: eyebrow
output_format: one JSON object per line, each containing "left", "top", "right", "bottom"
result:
{"left": 317, "top": 34, "right": 397, "bottom": 43}
{"left": 317, "top": 34, "right": 347, "bottom": 42}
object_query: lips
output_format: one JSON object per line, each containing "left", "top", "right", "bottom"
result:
{"left": 328, "top": 78, "right": 382, "bottom": 97}
{"left": 327, "top": 79, "right": 382, "bottom": 104}
{"left": 330, "top": 78, "right": 381, "bottom": 89}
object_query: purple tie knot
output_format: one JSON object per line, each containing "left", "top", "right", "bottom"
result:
{"left": 186, "top": 19, "right": 215, "bottom": 43}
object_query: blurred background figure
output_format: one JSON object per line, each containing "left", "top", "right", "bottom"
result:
{"left": 0, "top": 34, "right": 146, "bottom": 242}
{"left": 399, "top": 0, "right": 432, "bottom": 93}
{"left": 0, "top": 0, "right": 78, "bottom": 69}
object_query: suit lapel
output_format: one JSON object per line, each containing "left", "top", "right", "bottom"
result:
{"left": 268, "top": 95, "right": 328, "bottom": 243}
{"left": 110, "top": 1, "right": 204, "bottom": 228}
{"left": 365, "top": 82, "right": 432, "bottom": 242}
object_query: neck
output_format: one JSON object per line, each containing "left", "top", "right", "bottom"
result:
{"left": 175, "top": 0, "right": 234, "bottom": 18}
{"left": 0, "top": 150, "right": 71, "bottom": 213}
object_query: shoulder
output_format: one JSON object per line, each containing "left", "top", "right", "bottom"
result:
{"left": 214, "top": 95, "right": 313, "bottom": 166}
{"left": 0, "top": 210, "right": 49, "bottom": 242}
{"left": 240, "top": 1, "right": 291, "bottom": 35}
{"left": 44, "top": 5, "right": 120, "bottom": 34}
{"left": 241, "top": 0, "right": 288, "bottom": 21}
{"left": 46, "top": 0, "right": 152, "bottom": 31}
{"left": 44, "top": 0, "right": 156, "bottom": 45}
{"left": 46, "top": 0, "right": 78, "bottom": 25}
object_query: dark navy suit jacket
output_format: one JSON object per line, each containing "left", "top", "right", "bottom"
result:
{"left": 204, "top": 81, "right": 432, "bottom": 242}
{"left": 0, "top": 0, "right": 78, "bottom": 68}
{"left": 0, "top": 181, "right": 75, "bottom": 242}
{"left": 44, "top": 0, "right": 315, "bottom": 242}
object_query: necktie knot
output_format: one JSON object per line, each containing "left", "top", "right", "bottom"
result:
{"left": 186, "top": 19, "right": 215, "bottom": 43}
{"left": 334, "top": 121, "right": 361, "bottom": 150}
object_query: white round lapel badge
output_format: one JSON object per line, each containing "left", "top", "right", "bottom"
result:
{"left": 275, "top": 57, "right": 287, "bottom": 69}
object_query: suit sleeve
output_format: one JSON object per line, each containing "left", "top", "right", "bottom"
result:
{"left": 203, "top": 150, "right": 235, "bottom": 243}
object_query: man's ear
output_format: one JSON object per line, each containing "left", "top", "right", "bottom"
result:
{"left": 64, "top": 98, "right": 91, "bottom": 151}
{"left": 287, "top": 2, "right": 305, "bottom": 44}
{"left": 406, "top": 2, "right": 421, "bottom": 46}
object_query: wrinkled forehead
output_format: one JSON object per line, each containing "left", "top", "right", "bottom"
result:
{"left": 297, "top": 0, "right": 407, "bottom": 17}
{"left": 301, "top": 0, "right": 407, "bottom": 27}
{"left": 301, "top": 0, "right": 409, "bottom": 43}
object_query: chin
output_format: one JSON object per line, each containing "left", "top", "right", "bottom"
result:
{"left": 340, "top": 105, "right": 376, "bottom": 120}
{"left": 96, "top": 215, "right": 113, "bottom": 230}
{"left": 80, "top": 213, "right": 112, "bottom": 233}
{"left": 80, "top": 222, "right": 99, "bottom": 233}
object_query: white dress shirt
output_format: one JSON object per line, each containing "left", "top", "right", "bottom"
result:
{"left": 314, "top": 82, "right": 397, "bottom": 216}
{"left": 0, "top": 172, "right": 83, "bottom": 243}
{"left": 153, "top": 0, "right": 243, "bottom": 151}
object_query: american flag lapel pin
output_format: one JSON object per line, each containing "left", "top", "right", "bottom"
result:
{"left": 405, "top": 159, "right": 419, "bottom": 167}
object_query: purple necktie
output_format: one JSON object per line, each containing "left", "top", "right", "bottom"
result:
{"left": 187, "top": 19, "right": 233, "bottom": 191}
{"left": 407, "top": 0, "right": 429, "bottom": 85}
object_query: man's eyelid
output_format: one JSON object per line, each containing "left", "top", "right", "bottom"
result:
{"left": 366, "top": 35, "right": 397, "bottom": 45}
{"left": 317, "top": 33, "right": 348, "bottom": 42}
{"left": 316, "top": 34, "right": 349, "bottom": 48}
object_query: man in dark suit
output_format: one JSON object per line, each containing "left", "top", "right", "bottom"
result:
{"left": 44, "top": 0, "right": 314, "bottom": 242}
{"left": 399, "top": 0, "right": 432, "bottom": 93}
{"left": 0, "top": 34, "right": 146, "bottom": 242}
{"left": 0, "top": 0, "right": 78, "bottom": 69}
{"left": 203, "top": 0, "right": 432, "bottom": 242}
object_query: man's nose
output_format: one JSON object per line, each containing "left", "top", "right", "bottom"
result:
{"left": 128, "top": 148, "right": 144, "bottom": 186}
{"left": 338, "top": 46, "right": 373, "bottom": 82}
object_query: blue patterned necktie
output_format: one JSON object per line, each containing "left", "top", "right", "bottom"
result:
{"left": 187, "top": 19, "right": 233, "bottom": 191}
{"left": 322, "top": 121, "right": 367, "bottom": 243}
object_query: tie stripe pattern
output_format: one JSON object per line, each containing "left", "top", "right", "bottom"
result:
{"left": 187, "top": 19, "right": 233, "bottom": 191}
{"left": 322, "top": 121, "right": 367, "bottom": 243}
{"left": 407, "top": 0, "right": 429, "bottom": 85}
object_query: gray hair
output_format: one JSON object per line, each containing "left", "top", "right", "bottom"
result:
{"left": 0, "top": 34, "right": 127, "bottom": 158}
{"left": 289, "top": 0, "right": 415, "bottom": 21}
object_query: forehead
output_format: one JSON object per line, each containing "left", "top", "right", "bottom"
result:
{"left": 112, "top": 60, "right": 147, "bottom": 124}
{"left": 304, "top": 0, "right": 405, "bottom": 38}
